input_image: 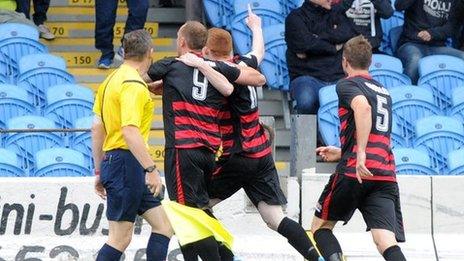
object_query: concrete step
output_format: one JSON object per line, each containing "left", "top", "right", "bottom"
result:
{"left": 41, "top": 37, "right": 175, "bottom": 52}
{"left": 52, "top": 51, "right": 176, "bottom": 68}
{"left": 51, "top": 0, "right": 128, "bottom": 7}
{"left": 46, "top": 7, "right": 185, "bottom": 23}
{"left": 43, "top": 21, "right": 159, "bottom": 38}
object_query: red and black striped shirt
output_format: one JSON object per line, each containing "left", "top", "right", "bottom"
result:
{"left": 220, "top": 54, "right": 271, "bottom": 158}
{"left": 336, "top": 74, "right": 396, "bottom": 182}
{"left": 148, "top": 57, "right": 240, "bottom": 152}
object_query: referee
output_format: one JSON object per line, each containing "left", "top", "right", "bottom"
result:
{"left": 91, "top": 29, "right": 172, "bottom": 261}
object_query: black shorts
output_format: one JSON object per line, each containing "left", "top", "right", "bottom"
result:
{"left": 100, "top": 149, "right": 161, "bottom": 222}
{"left": 164, "top": 147, "right": 215, "bottom": 208}
{"left": 209, "top": 153, "right": 287, "bottom": 207}
{"left": 315, "top": 173, "right": 405, "bottom": 242}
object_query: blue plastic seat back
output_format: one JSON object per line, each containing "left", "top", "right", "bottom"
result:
{"left": 0, "top": 23, "right": 39, "bottom": 41}
{"left": 34, "top": 148, "right": 90, "bottom": 177}
{"left": 448, "top": 149, "right": 464, "bottom": 175}
{"left": 318, "top": 85, "right": 341, "bottom": 146}
{"left": 390, "top": 86, "right": 441, "bottom": 146}
{"left": 393, "top": 148, "right": 435, "bottom": 175}
{"left": 389, "top": 26, "right": 403, "bottom": 55}
{"left": 44, "top": 84, "right": 94, "bottom": 129}
{"left": 0, "top": 73, "right": 6, "bottom": 84}
{"left": 280, "top": 0, "right": 304, "bottom": 14}
{"left": 418, "top": 70, "right": 464, "bottom": 113}
{"left": 0, "top": 148, "right": 24, "bottom": 177}
{"left": 0, "top": 38, "right": 47, "bottom": 83}
{"left": 371, "top": 70, "right": 412, "bottom": 88}
{"left": 5, "top": 116, "right": 62, "bottom": 171}
{"left": 231, "top": 0, "right": 285, "bottom": 54}
{"left": 260, "top": 24, "right": 289, "bottom": 90}
{"left": 203, "top": 0, "right": 234, "bottom": 28}
{"left": 391, "top": 120, "right": 407, "bottom": 148}
{"left": 380, "top": 11, "right": 404, "bottom": 55}
{"left": 450, "top": 86, "right": 464, "bottom": 122}
{"left": 370, "top": 54, "right": 403, "bottom": 73}
{"left": 17, "top": 68, "right": 75, "bottom": 107}
{"left": 0, "top": 59, "right": 9, "bottom": 83}
{"left": 73, "top": 116, "right": 93, "bottom": 170}
{"left": 414, "top": 116, "right": 464, "bottom": 173}
{"left": 19, "top": 54, "right": 67, "bottom": 74}
{"left": 0, "top": 84, "right": 35, "bottom": 128}
{"left": 418, "top": 55, "right": 464, "bottom": 77}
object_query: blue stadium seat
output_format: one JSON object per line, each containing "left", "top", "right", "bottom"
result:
{"left": 317, "top": 85, "right": 341, "bottom": 147}
{"left": 17, "top": 54, "right": 75, "bottom": 107}
{"left": 388, "top": 26, "right": 403, "bottom": 54}
{"left": 380, "top": 11, "right": 404, "bottom": 55}
{"left": 414, "top": 116, "right": 464, "bottom": 173}
{"left": 203, "top": 0, "right": 234, "bottom": 28}
{"left": 391, "top": 120, "right": 407, "bottom": 148}
{"left": 5, "top": 116, "right": 62, "bottom": 172}
{"left": 34, "top": 148, "right": 91, "bottom": 177}
{"left": 0, "top": 148, "right": 25, "bottom": 177}
{"left": 280, "top": 0, "right": 304, "bottom": 15}
{"left": 370, "top": 54, "right": 403, "bottom": 73}
{"left": 44, "top": 84, "right": 94, "bottom": 129}
{"left": 73, "top": 116, "right": 93, "bottom": 170}
{"left": 231, "top": 0, "right": 285, "bottom": 54}
{"left": 393, "top": 148, "right": 436, "bottom": 175}
{"left": 19, "top": 53, "right": 67, "bottom": 73}
{"left": 0, "top": 84, "right": 35, "bottom": 129}
{"left": 370, "top": 70, "right": 412, "bottom": 88}
{"left": 448, "top": 149, "right": 464, "bottom": 175}
{"left": 418, "top": 55, "right": 464, "bottom": 112}
{"left": 390, "top": 86, "right": 441, "bottom": 147}
{"left": 450, "top": 86, "right": 464, "bottom": 122}
{"left": 260, "top": 24, "right": 289, "bottom": 90}
{"left": 0, "top": 23, "right": 47, "bottom": 83}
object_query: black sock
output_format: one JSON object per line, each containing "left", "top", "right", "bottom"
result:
{"left": 314, "top": 228, "right": 344, "bottom": 261}
{"left": 96, "top": 243, "right": 123, "bottom": 261}
{"left": 277, "top": 217, "right": 321, "bottom": 261}
{"left": 383, "top": 245, "right": 406, "bottom": 261}
{"left": 203, "top": 209, "right": 234, "bottom": 261}
{"left": 180, "top": 236, "right": 221, "bottom": 261}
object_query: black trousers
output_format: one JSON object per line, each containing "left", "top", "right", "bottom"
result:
{"left": 16, "top": 0, "right": 49, "bottom": 25}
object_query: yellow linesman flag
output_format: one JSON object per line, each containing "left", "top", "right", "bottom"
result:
{"left": 161, "top": 200, "right": 234, "bottom": 250}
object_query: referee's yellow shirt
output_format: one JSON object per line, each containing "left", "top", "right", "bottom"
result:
{"left": 93, "top": 64, "right": 154, "bottom": 151}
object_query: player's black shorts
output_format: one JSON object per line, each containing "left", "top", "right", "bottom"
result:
{"left": 209, "top": 153, "right": 287, "bottom": 207}
{"left": 315, "top": 173, "right": 405, "bottom": 242}
{"left": 164, "top": 147, "right": 215, "bottom": 208}
{"left": 100, "top": 149, "right": 161, "bottom": 222}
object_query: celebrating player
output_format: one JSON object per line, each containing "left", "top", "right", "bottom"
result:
{"left": 204, "top": 6, "right": 324, "bottom": 261}
{"left": 91, "top": 29, "right": 173, "bottom": 261}
{"left": 311, "top": 35, "right": 406, "bottom": 261}
{"left": 145, "top": 21, "right": 266, "bottom": 261}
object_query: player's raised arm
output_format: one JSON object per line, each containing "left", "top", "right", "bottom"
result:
{"left": 177, "top": 52, "right": 235, "bottom": 96}
{"left": 246, "top": 4, "right": 265, "bottom": 64}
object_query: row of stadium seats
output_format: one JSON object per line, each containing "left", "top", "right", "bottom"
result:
{"left": 394, "top": 148, "right": 464, "bottom": 175}
{"left": 0, "top": 147, "right": 91, "bottom": 177}
{"left": 0, "top": 83, "right": 94, "bottom": 129}
{"left": 0, "top": 115, "right": 93, "bottom": 175}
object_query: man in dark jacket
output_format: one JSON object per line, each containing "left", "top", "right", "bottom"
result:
{"left": 395, "top": 0, "right": 464, "bottom": 83}
{"left": 285, "top": 0, "right": 356, "bottom": 114}
{"left": 345, "top": 0, "right": 394, "bottom": 52}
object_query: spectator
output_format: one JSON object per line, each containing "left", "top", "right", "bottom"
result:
{"left": 452, "top": 0, "right": 464, "bottom": 50}
{"left": 285, "top": 0, "right": 356, "bottom": 114}
{"left": 95, "top": 0, "right": 149, "bottom": 69}
{"left": 395, "top": 0, "right": 464, "bottom": 83}
{"left": 345, "top": 0, "right": 394, "bottom": 52}
{"left": 15, "top": 0, "right": 54, "bottom": 40}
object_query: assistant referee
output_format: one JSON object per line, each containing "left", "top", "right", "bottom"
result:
{"left": 91, "top": 29, "right": 172, "bottom": 261}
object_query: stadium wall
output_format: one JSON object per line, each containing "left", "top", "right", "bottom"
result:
{"left": 0, "top": 176, "right": 462, "bottom": 260}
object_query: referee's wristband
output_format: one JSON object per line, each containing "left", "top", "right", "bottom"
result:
{"left": 94, "top": 169, "right": 100, "bottom": 176}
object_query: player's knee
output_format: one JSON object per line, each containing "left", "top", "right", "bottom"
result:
{"left": 109, "top": 233, "right": 133, "bottom": 250}
{"left": 372, "top": 234, "right": 397, "bottom": 254}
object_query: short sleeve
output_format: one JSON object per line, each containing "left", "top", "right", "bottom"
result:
{"left": 120, "top": 82, "right": 149, "bottom": 128}
{"left": 336, "top": 79, "right": 365, "bottom": 108}
{"left": 147, "top": 57, "right": 175, "bottom": 81}
{"left": 215, "top": 61, "right": 241, "bottom": 82}
{"left": 238, "top": 54, "right": 259, "bottom": 69}
{"left": 92, "top": 84, "right": 103, "bottom": 116}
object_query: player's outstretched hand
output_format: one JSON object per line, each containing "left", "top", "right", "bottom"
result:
{"left": 148, "top": 80, "right": 163, "bottom": 95}
{"left": 245, "top": 4, "right": 262, "bottom": 31}
{"left": 356, "top": 151, "right": 373, "bottom": 184}
{"left": 94, "top": 175, "right": 107, "bottom": 200}
{"left": 316, "top": 146, "right": 341, "bottom": 162}
{"left": 146, "top": 168, "right": 163, "bottom": 197}
{"left": 176, "top": 52, "right": 205, "bottom": 68}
